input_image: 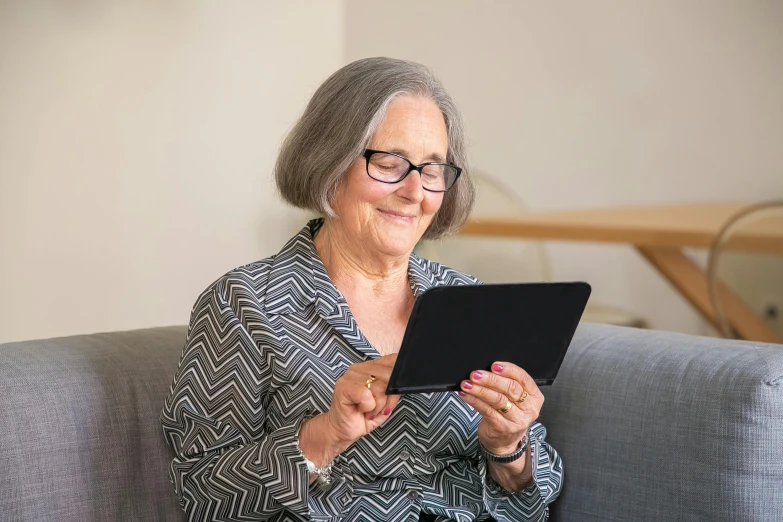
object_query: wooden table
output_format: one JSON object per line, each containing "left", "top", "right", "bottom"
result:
{"left": 459, "top": 202, "right": 783, "bottom": 344}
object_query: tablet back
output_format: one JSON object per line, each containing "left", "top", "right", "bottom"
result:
{"left": 386, "top": 282, "right": 591, "bottom": 394}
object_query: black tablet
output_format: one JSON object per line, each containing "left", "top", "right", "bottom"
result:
{"left": 386, "top": 282, "right": 591, "bottom": 394}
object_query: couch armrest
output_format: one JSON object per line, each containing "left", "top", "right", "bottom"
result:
{"left": 539, "top": 323, "right": 783, "bottom": 522}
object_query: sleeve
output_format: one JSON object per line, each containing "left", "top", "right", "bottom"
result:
{"left": 477, "top": 422, "right": 564, "bottom": 522}
{"left": 160, "top": 283, "right": 316, "bottom": 521}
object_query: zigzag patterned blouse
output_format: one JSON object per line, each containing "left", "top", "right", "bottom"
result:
{"left": 161, "top": 219, "right": 563, "bottom": 522}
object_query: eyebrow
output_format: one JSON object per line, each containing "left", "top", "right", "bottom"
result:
{"left": 384, "top": 148, "right": 447, "bottom": 164}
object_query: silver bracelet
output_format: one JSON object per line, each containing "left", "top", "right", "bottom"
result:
{"left": 304, "top": 456, "right": 334, "bottom": 488}
{"left": 296, "top": 426, "right": 335, "bottom": 488}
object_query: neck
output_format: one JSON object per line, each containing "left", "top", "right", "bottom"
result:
{"left": 314, "top": 219, "right": 411, "bottom": 301}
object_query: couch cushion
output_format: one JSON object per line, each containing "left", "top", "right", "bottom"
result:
{"left": 540, "top": 323, "right": 783, "bottom": 522}
{"left": 0, "top": 326, "right": 187, "bottom": 522}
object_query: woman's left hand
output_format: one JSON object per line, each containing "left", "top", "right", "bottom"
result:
{"left": 458, "top": 361, "right": 543, "bottom": 455}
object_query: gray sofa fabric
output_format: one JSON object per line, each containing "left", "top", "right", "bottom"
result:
{"left": 0, "top": 326, "right": 187, "bottom": 522}
{"left": 1, "top": 323, "right": 781, "bottom": 521}
{"left": 540, "top": 324, "right": 783, "bottom": 522}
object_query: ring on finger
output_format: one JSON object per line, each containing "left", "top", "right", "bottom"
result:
{"left": 516, "top": 389, "right": 528, "bottom": 403}
{"left": 365, "top": 375, "right": 377, "bottom": 389}
{"left": 497, "top": 400, "right": 513, "bottom": 414}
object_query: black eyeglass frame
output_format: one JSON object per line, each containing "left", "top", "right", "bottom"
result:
{"left": 362, "top": 149, "right": 462, "bottom": 193}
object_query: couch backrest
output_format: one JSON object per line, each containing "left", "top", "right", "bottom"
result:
{"left": 540, "top": 324, "right": 783, "bottom": 522}
{"left": 4, "top": 323, "right": 782, "bottom": 522}
{"left": 0, "top": 326, "right": 188, "bottom": 522}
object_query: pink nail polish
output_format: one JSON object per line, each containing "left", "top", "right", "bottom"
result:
{"left": 493, "top": 364, "right": 503, "bottom": 372}
{"left": 462, "top": 381, "right": 473, "bottom": 390}
{"left": 369, "top": 415, "right": 376, "bottom": 421}
{"left": 383, "top": 408, "right": 392, "bottom": 416}
{"left": 458, "top": 391, "right": 466, "bottom": 397}
{"left": 472, "top": 371, "right": 483, "bottom": 380}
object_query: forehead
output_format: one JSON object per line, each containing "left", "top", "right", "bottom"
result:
{"left": 370, "top": 96, "right": 448, "bottom": 161}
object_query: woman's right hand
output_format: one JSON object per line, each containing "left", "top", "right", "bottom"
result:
{"left": 298, "top": 354, "right": 401, "bottom": 471}
{"left": 325, "top": 354, "right": 401, "bottom": 446}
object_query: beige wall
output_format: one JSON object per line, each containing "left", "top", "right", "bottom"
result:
{"left": 346, "top": 0, "right": 783, "bottom": 336}
{"left": 2, "top": 1, "right": 781, "bottom": 343}
{"left": 0, "top": 1, "right": 344, "bottom": 343}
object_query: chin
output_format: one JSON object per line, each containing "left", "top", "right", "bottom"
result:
{"left": 374, "top": 235, "right": 418, "bottom": 257}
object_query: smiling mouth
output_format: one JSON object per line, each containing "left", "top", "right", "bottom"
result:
{"left": 378, "top": 209, "right": 417, "bottom": 221}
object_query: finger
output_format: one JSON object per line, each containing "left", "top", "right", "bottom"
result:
{"left": 344, "top": 356, "right": 399, "bottom": 419}
{"left": 490, "top": 362, "right": 542, "bottom": 399}
{"left": 376, "top": 353, "right": 398, "bottom": 366}
{"left": 462, "top": 373, "right": 517, "bottom": 412}
{"left": 470, "top": 369, "right": 526, "bottom": 406}
{"left": 488, "top": 364, "right": 543, "bottom": 419}
{"left": 361, "top": 370, "right": 391, "bottom": 395}
{"left": 356, "top": 378, "right": 385, "bottom": 419}
{"left": 367, "top": 394, "right": 390, "bottom": 419}
{"left": 363, "top": 375, "right": 400, "bottom": 419}
{"left": 460, "top": 380, "right": 520, "bottom": 421}
{"left": 383, "top": 394, "right": 401, "bottom": 414}
{"left": 362, "top": 374, "right": 383, "bottom": 393}
{"left": 340, "top": 380, "right": 377, "bottom": 414}
{"left": 346, "top": 358, "right": 395, "bottom": 383}
{"left": 457, "top": 388, "right": 518, "bottom": 423}
{"left": 368, "top": 396, "right": 401, "bottom": 421}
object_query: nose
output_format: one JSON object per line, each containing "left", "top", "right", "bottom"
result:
{"left": 396, "top": 167, "right": 425, "bottom": 202}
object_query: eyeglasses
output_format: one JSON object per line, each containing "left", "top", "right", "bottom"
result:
{"left": 362, "top": 149, "right": 462, "bottom": 193}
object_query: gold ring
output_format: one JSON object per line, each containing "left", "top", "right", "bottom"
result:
{"left": 517, "top": 390, "right": 528, "bottom": 403}
{"left": 497, "top": 400, "right": 513, "bottom": 414}
{"left": 366, "top": 375, "right": 377, "bottom": 389}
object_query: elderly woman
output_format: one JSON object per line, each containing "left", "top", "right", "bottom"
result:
{"left": 161, "top": 57, "right": 562, "bottom": 522}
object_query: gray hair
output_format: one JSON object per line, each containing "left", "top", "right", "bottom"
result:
{"left": 274, "top": 57, "right": 474, "bottom": 240}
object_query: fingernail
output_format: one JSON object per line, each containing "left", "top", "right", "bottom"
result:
{"left": 472, "top": 371, "right": 483, "bottom": 380}
{"left": 462, "top": 381, "right": 473, "bottom": 390}
{"left": 492, "top": 363, "right": 503, "bottom": 372}
{"left": 369, "top": 415, "right": 376, "bottom": 420}
{"left": 458, "top": 391, "right": 466, "bottom": 397}
{"left": 383, "top": 408, "right": 392, "bottom": 416}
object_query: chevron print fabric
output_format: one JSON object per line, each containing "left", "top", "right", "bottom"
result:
{"left": 161, "top": 219, "right": 562, "bottom": 521}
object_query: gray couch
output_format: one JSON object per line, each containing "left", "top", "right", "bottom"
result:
{"left": 1, "top": 324, "right": 781, "bottom": 521}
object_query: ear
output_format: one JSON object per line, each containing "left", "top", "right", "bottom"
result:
{"left": 326, "top": 173, "right": 348, "bottom": 217}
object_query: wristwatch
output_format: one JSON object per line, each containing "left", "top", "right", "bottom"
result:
{"left": 479, "top": 430, "right": 529, "bottom": 463}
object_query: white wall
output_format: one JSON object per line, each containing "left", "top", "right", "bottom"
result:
{"left": 345, "top": 0, "right": 783, "bottom": 335}
{"left": 0, "top": 1, "right": 344, "bottom": 343}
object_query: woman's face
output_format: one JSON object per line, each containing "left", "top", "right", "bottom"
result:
{"left": 331, "top": 95, "right": 448, "bottom": 258}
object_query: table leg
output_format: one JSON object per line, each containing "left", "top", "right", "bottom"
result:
{"left": 636, "top": 246, "right": 782, "bottom": 344}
